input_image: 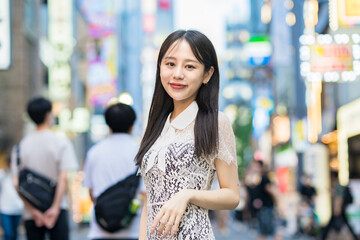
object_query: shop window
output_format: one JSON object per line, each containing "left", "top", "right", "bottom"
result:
{"left": 348, "top": 134, "right": 360, "bottom": 179}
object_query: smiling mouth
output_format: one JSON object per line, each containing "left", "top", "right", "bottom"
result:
{"left": 170, "top": 83, "right": 186, "bottom": 89}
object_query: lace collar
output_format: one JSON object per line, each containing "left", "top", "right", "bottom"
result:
{"left": 144, "top": 101, "right": 198, "bottom": 174}
{"left": 163, "top": 101, "right": 198, "bottom": 133}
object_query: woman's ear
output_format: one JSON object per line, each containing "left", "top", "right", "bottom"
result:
{"left": 203, "top": 66, "right": 214, "bottom": 85}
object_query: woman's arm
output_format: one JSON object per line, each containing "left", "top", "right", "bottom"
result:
{"left": 139, "top": 192, "right": 148, "bottom": 240}
{"left": 151, "top": 159, "right": 240, "bottom": 238}
{"left": 188, "top": 159, "right": 240, "bottom": 209}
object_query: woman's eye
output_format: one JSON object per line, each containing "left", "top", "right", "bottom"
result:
{"left": 166, "top": 62, "right": 175, "bottom": 67}
{"left": 186, "top": 65, "right": 194, "bottom": 69}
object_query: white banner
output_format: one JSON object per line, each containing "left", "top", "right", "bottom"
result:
{"left": 0, "top": 0, "right": 11, "bottom": 69}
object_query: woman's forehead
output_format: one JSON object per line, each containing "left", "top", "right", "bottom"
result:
{"left": 163, "top": 40, "right": 197, "bottom": 60}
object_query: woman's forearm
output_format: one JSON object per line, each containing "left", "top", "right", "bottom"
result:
{"left": 185, "top": 159, "right": 240, "bottom": 210}
{"left": 186, "top": 187, "right": 240, "bottom": 210}
{"left": 139, "top": 194, "right": 148, "bottom": 240}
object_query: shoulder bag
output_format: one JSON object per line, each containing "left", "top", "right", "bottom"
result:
{"left": 16, "top": 144, "right": 57, "bottom": 212}
{"left": 94, "top": 168, "right": 140, "bottom": 233}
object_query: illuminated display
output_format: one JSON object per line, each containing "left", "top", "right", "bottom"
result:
{"left": 48, "top": 0, "right": 73, "bottom": 101}
{"left": 330, "top": 0, "right": 360, "bottom": 30}
{"left": 0, "top": 0, "right": 11, "bottom": 69}
{"left": 80, "top": 0, "right": 118, "bottom": 107}
{"left": 300, "top": 34, "right": 360, "bottom": 82}
{"left": 78, "top": 0, "right": 117, "bottom": 38}
{"left": 49, "top": 63, "right": 71, "bottom": 100}
{"left": 310, "top": 44, "right": 352, "bottom": 72}
{"left": 337, "top": 98, "right": 360, "bottom": 186}
{"left": 338, "top": 0, "right": 360, "bottom": 26}
{"left": 243, "top": 35, "right": 272, "bottom": 66}
{"left": 86, "top": 37, "right": 118, "bottom": 106}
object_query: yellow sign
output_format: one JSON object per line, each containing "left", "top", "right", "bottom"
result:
{"left": 338, "top": 0, "right": 360, "bottom": 26}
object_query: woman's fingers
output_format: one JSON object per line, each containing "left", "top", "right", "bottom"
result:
{"left": 151, "top": 210, "right": 165, "bottom": 234}
{"left": 162, "top": 215, "right": 176, "bottom": 238}
{"left": 157, "top": 212, "right": 170, "bottom": 236}
{"left": 171, "top": 216, "right": 182, "bottom": 237}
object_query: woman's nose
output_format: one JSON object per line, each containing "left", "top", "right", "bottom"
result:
{"left": 174, "top": 66, "right": 184, "bottom": 79}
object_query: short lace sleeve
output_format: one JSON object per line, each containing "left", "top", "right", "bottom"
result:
{"left": 216, "top": 112, "right": 237, "bottom": 165}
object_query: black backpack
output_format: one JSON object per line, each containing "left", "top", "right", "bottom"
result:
{"left": 94, "top": 169, "right": 140, "bottom": 233}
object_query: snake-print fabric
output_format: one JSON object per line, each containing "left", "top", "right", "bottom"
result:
{"left": 141, "top": 106, "right": 236, "bottom": 240}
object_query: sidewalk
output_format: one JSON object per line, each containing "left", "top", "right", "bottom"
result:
{"left": 13, "top": 218, "right": 358, "bottom": 240}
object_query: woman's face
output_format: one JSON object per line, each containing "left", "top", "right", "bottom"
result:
{"left": 160, "top": 40, "right": 213, "bottom": 107}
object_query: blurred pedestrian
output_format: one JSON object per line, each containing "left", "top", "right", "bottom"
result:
{"left": 83, "top": 103, "right": 144, "bottom": 240}
{"left": 10, "top": 97, "right": 78, "bottom": 240}
{"left": 246, "top": 160, "right": 282, "bottom": 240}
{"left": 321, "top": 171, "right": 358, "bottom": 240}
{"left": 0, "top": 157, "right": 24, "bottom": 240}
{"left": 299, "top": 174, "right": 317, "bottom": 208}
{"left": 135, "top": 30, "right": 240, "bottom": 240}
{"left": 298, "top": 174, "right": 317, "bottom": 235}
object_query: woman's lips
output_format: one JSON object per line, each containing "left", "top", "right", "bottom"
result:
{"left": 170, "top": 83, "right": 186, "bottom": 89}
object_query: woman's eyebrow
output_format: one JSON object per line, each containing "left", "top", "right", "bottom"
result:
{"left": 163, "top": 56, "right": 199, "bottom": 63}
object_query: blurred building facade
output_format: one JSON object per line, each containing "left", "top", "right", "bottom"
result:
{"left": 0, "top": 0, "right": 44, "bottom": 163}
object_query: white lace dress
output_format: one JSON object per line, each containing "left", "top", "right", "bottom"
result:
{"left": 140, "top": 102, "right": 236, "bottom": 240}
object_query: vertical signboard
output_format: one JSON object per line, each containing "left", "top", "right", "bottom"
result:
{"left": 0, "top": 0, "right": 11, "bottom": 69}
{"left": 79, "top": 0, "right": 118, "bottom": 106}
{"left": 48, "top": 0, "right": 73, "bottom": 101}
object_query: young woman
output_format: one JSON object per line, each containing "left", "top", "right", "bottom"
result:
{"left": 136, "top": 30, "right": 240, "bottom": 240}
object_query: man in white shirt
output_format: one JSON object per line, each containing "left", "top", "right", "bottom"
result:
{"left": 11, "top": 97, "right": 78, "bottom": 240}
{"left": 83, "top": 103, "right": 143, "bottom": 240}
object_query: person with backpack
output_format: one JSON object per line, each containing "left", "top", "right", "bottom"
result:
{"left": 321, "top": 171, "right": 358, "bottom": 240}
{"left": 10, "top": 97, "right": 78, "bottom": 240}
{"left": 83, "top": 103, "right": 144, "bottom": 240}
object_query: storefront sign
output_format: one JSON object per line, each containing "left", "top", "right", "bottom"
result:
{"left": 300, "top": 34, "right": 360, "bottom": 82}
{"left": 48, "top": 0, "right": 73, "bottom": 101}
{"left": 338, "top": 0, "right": 360, "bottom": 27}
{"left": 337, "top": 98, "right": 360, "bottom": 186}
{"left": 0, "top": 0, "right": 11, "bottom": 69}
{"left": 310, "top": 44, "right": 353, "bottom": 72}
{"left": 330, "top": 0, "right": 360, "bottom": 30}
{"left": 243, "top": 35, "right": 272, "bottom": 66}
{"left": 304, "top": 143, "right": 331, "bottom": 226}
{"left": 78, "top": 0, "right": 116, "bottom": 38}
{"left": 87, "top": 37, "right": 118, "bottom": 106}
{"left": 49, "top": 63, "right": 71, "bottom": 100}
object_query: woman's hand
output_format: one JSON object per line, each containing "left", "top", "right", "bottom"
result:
{"left": 151, "top": 189, "right": 192, "bottom": 238}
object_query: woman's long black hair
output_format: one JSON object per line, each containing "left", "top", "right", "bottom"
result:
{"left": 135, "top": 30, "right": 220, "bottom": 166}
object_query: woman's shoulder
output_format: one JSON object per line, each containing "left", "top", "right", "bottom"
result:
{"left": 218, "top": 111, "right": 232, "bottom": 129}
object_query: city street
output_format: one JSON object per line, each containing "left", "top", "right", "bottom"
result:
{"left": 68, "top": 220, "right": 356, "bottom": 240}
{"left": 8, "top": 216, "right": 358, "bottom": 240}
{"left": 1, "top": 0, "right": 360, "bottom": 240}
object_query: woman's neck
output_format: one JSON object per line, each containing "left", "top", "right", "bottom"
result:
{"left": 171, "top": 100, "right": 194, "bottom": 122}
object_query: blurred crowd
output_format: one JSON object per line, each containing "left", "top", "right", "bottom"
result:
{"left": 211, "top": 159, "right": 359, "bottom": 240}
